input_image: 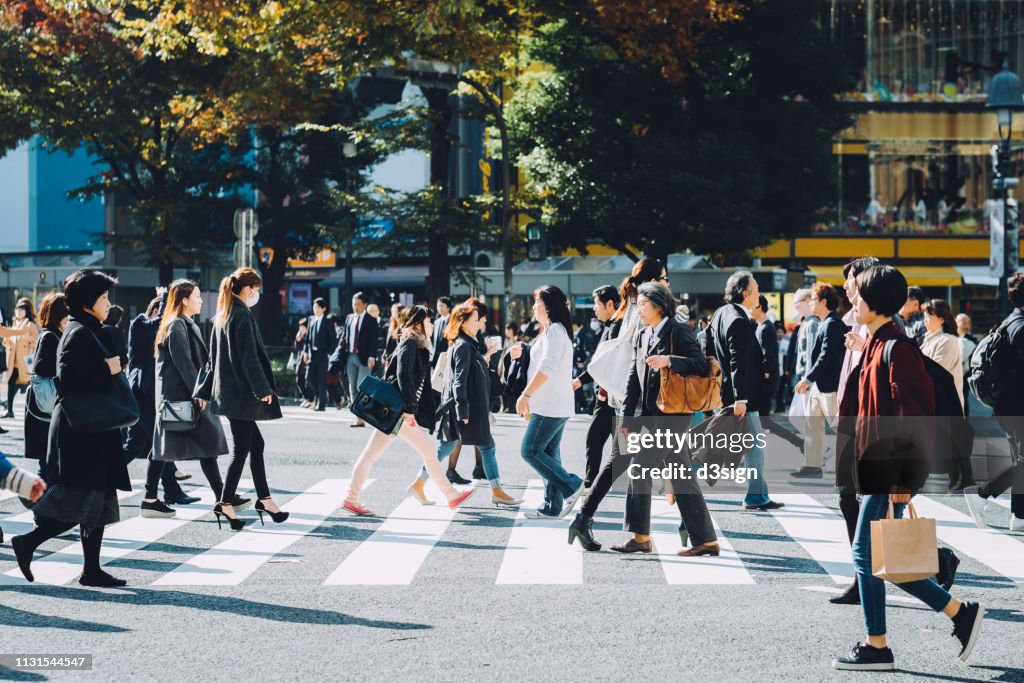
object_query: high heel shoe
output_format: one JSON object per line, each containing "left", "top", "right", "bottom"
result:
{"left": 491, "top": 492, "right": 523, "bottom": 508}
{"left": 567, "top": 513, "right": 601, "bottom": 551}
{"left": 213, "top": 504, "right": 248, "bottom": 531}
{"left": 254, "top": 498, "right": 289, "bottom": 525}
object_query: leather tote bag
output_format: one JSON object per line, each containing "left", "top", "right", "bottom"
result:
{"left": 655, "top": 332, "right": 724, "bottom": 414}
{"left": 351, "top": 355, "right": 405, "bottom": 435}
{"left": 871, "top": 501, "right": 939, "bottom": 583}
{"left": 60, "top": 329, "right": 139, "bottom": 432}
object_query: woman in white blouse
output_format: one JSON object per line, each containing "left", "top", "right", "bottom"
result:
{"left": 515, "top": 285, "right": 584, "bottom": 519}
{"left": 920, "top": 299, "right": 964, "bottom": 409}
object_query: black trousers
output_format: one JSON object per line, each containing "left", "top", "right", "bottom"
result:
{"left": 584, "top": 401, "right": 615, "bottom": 488}
{"left": 296, "top": 363, "right": 313, "bottom": 402}
{"left": 308, "top": 354, "right": 329, "bottom": 410}
{"left": 980, "top": 415, "right": 1024, "bottom": 517}
{"left": 223, "top": 419, "right": 270, "bottom": 503}
{"left": 145, "top": 458, "right": 224, "bottom": 501}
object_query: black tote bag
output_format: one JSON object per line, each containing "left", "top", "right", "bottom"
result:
{"left": 60, "top": 328, "right": 139, "bottom": 432}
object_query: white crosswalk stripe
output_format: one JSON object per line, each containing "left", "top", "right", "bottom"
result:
{"left": 324, "top": 481, "right": 454, "bottom": 585}
{"left": 0, "top": 489, "right": 17, "bottom": 503}
{"left": 649, "top": 499, "right": 754, "bottom": 584}
{"left": 154, "top": 478, "right": 354, "bottom": 586}
{"left": 912, "top": 495, "right": 1024, "bottom": 583}
{"left": 767, "top": 493, "right": 855, "bottom": 584}
{"left": 496, "top": 479, "right": 582, "bottom": 584}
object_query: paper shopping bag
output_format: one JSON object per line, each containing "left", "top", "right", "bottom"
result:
{"left": 871, "top": 502, "right": 939, "bottom": 584}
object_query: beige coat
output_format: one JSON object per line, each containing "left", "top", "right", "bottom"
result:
{"left": 921, "top": 330, "right": 964, "bottom": 409}
{"left": 1, "top": 320, "right": 40, "bottom": 384}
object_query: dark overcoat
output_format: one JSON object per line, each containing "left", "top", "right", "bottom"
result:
{"left": 208, "top": 299, "right": 282, "bottom": 422}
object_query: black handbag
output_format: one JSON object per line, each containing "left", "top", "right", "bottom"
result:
{"left": 159, "top": 399, "right": 199, "bottom": 431}
{"left": 59, "top": 328, "right": 139, "bottom": 432}
{"left": 351, "top": 374, "right": 404, "bottom": 435}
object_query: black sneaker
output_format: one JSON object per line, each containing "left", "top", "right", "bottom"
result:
{"left": 743, "top": 500, "right": 785, "bottom": 511}
{"left": 231, "top": 495, "right": 252, "bottom": 511}
{"left": 832, "top": 642, "right": 895, "bottom": 671}
{"left": 446, "top": 470, "right": 472, "bottom": 485}
{"left": 951, "top": 601, "right": 985, "bottom": 662}
{"left": 140, "top": 500, "right": 176, "bottom": 518}
{"left": 165, "top": 492, "right": 202, "bottom": 505}
{"left": 936, "top": 548, "right": 960, "bottom": 592}
{"left": 790, "top": 466, "right": 824, "bottom": 479}
{"left": 79, "top": 570, "right": 127, "bottom": 588}
{"left": 472, "top": 466, "right": 487, "bottom": 481}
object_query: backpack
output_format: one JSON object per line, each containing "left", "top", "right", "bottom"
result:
{"left": 968, "top": 318, "right": 1022, "bottom": 408}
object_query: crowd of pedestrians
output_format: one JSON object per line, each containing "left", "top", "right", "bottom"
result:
{"left": 2, "top": 257, "right": 1023, "bottom": 673}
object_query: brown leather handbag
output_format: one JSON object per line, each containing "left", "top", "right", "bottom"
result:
{"left": 656, "top": 329, "right": 724, "bottom": 414}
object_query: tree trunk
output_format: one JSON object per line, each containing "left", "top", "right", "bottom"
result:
{"left": 258, "top": 241, "right": 288, "bottom": 345}
{"left": 423, "top": 87, "right": 454, "bottom": 302}
{"left": 158, "top": 260, "right": 174, "bottom": 287}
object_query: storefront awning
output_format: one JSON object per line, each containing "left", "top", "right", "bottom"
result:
{"left": 319, "top": 264, "right": 428, "bottom": 288}
{"left": 954, "top": 265, "right": 1024, "bottom": 287}
{"left": 808, "top": 264, "right": 963, "bottom": 287}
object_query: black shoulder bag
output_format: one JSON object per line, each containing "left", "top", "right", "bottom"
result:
{"left": 60, "top": 328, "right": 140, "bottom": 432}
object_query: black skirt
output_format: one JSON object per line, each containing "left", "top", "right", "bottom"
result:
{"left": 31, "top": 485, "right": 119, "bottom": 535}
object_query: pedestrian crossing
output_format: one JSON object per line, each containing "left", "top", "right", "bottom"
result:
{"left": 2, "top": 479, "right": 1022, "bottom": 587}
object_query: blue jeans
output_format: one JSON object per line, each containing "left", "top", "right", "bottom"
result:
{"left": 422, "top": 439, "right": 500, "bottom": 487}
{"left": 741, "top": 411, "right": 770, "bottom": 507}
{"left": 520, "top": 414, "right": 581, "bottom": 514}
{"left": 853, "top": 494, "right": 952, "bottom": 636}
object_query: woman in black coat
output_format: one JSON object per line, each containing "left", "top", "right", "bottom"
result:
{"left": 342, "top": 305, "right": 475, "bottom": 516}
{"left": 408, "top": 298, "right": 521, "bottom": 507}
{"left": 201, "top": 267, "right": 285, "bottom": 531}
{"left": 141, "top": 279, "right": 231, "bottom": 519}
{"left": 23, "top": 292, "right": 68, "bottom": 469}
{"left": 12, "top": 269, "right": 132, "bottom": 587}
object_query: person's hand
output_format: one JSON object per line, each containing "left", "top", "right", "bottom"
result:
{"left": 509, "top": 344, "right": 523, "bottom": 360}
{"left": 571, "top": 378, "right": 582, "bottom": 391}
{"left": 845, "top": 332, "right": 865, "bottom": 352}
{"left": 515, "top": 394, "right": 529, "bottom": 416}
{"left": 29, "top": 478, "right": 47, "bottom": 503}
{"left": 105, "top": 357, "right": 122, "bottom": 375}
{"left": 733, "top": 401, "right": 747, "bottom": 418}
{"left": 156, "top": 286, "right": 167, "bottom": 296}
{"left": 367, "top": 358, "right": 376, "bottom": 369}
{"left": 795, "top": 379, "right": 810, "bottom": 394}
{"left": 402, "top": 412, "right": 416, "bottom": 426}
{"left": 260, "top": 394, "right": 273, "bottom": 404}
{"left": 461, "top": 418, "right": 469, "bottom": 424}
{"left": 196, "top": 398, "right": 207, "bottom": 411}
{"left": 764, "top": 372, "right": 770, "bottom": 380}
{"left": 666, "top": 493, "right": 675, "bottom": 506}
{"left": 645, "top": 355, "right": 670, "bottom": 370}
{"left": 889, "top": 492, "right": 912, "bottom": 504}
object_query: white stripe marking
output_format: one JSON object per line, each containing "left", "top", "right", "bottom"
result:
{"left": 324, "top": 481, "right": 455, "bottom": 585}
{"left": 0, "top": 489, "right": 18, "bottom": 503}
{"left": 649, "top": 500, "right": 754, "bottom": 584}
{"left": 913, "top": 496, "right": 1024, "bottom": 583}
{"left": 767, "top": 494, "right": 854, "bottom": 584}
{"left": 154, "top": 479, "right": 352, "bottom": 586}
{"left": 496, "top": 479, "right": 581, "bottom": 584}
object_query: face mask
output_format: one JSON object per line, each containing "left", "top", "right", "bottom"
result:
{"left": 590, "top": 321, "right": 601, "bottom": 333}
{"left": 246, "top": 291, "right": 261, "bottom": 307}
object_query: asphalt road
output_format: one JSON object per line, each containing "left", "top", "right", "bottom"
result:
{"left": 0, "top": 398, "right": 1021, "bottom": 682}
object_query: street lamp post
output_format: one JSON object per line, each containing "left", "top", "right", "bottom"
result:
{"left": 987, "top": 62, "right": 1024, "bottom": 320}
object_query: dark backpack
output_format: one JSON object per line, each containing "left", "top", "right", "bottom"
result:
{"left": 968, "top": 319, "right": 1021, "bottom": 408}
{"left": 883, "top": 339, "right": 963, "bottom": 418}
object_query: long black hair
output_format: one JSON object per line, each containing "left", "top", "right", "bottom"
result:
{"left": 533, "top": 285, "right": 573, "bottom": 337}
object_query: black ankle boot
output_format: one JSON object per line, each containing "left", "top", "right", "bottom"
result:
{"left": 568, "top": 513, "right": 601, "bottom": 551}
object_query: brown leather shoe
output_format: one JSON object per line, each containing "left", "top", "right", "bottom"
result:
{"left": 610, "top": 538, "right": 652, "bottom": 554}
{"left": 677, "top": 543, "right": 720, "bottom": 557}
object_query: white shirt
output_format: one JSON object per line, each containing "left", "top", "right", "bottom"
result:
{"left": 348, "top": 312, "right": 365, "bottom": 353}
{"left": 526, "top": 323, "right": 574, "bottom": 418}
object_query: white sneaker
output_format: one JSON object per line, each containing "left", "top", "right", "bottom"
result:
{"left": 1010, "top": 514, "right": 1024, "bottom": 533}
{"left": 962, "top": 486, "right": 989, "bottom": 529}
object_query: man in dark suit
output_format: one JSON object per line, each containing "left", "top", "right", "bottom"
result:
{"left": 752, "top": 295, "right": 803, "bottom": 450}
{"left": 430, "top": 296, "right": 453, "bottom": 369}
{"left": 794, "top": 282, "right": 848, "bottom": 478}
{"left": 706, "top": 271, "right": 783, "bottom": 511}
{"left": 306, "top": 297, "right": 337, "bottom": 411}
{"left": 338, "top": 292, "right": 379, "bottom": 427}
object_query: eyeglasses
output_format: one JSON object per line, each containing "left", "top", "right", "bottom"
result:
{"left": 659, "top": 276, "right": 670, "bottom": 284}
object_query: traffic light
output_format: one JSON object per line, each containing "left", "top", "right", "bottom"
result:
{"left": 526, "top": 223, "right": 546, "bottom": 262}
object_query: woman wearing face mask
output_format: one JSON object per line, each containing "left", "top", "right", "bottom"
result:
{"left": 343, "top": 305, "right": 475, "bottom": 515}
{"left": 205, "top": 267, "right": 287, "bottom": 531}
{"left": 408, "top": 298, "right": 522, "bottom": 507}
{"left": 143, "top": 279, "right": 230, "bottom": 519}
{"left": 12, "top": 269, "right": 131, "bottom": 587}
{"left": 1, "top": 298, "right": 41, "bottom": 420}
{"left": 516, "top": 285, "right": 585, "bottom": 519}
{"left": 23, "top": 293, "right": 69, "bottom": 470}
